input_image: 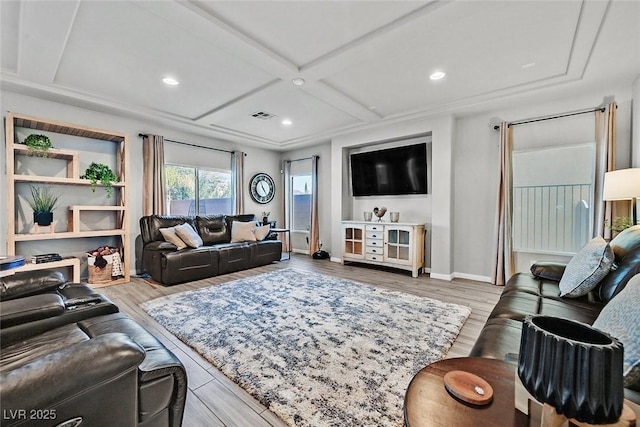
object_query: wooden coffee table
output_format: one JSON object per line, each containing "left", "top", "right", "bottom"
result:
{"left": 404, "top": 357, "right": 539, "bottom": 427}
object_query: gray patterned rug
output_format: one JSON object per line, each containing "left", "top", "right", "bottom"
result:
{"left": 141, "top": 268, "right": 471, "bottom": 427}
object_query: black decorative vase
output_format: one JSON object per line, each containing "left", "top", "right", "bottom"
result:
{"left": 263, "top": 217, "right": 269, "bottom": 225}
{"left": 517, "top": 315, "right": 624, "bottom": 424}
{"left": 33, "top": 211, "right": 53, "bottom": 226}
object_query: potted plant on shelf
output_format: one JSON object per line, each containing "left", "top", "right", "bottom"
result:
{"left": 27, "top": 185, "right": 60, "bottom": 226}
{"left": 81, "top": 162, "right": 118, "bottom": 198}
{"left": 22, "top": 134, "right": 53, "bottom": 157}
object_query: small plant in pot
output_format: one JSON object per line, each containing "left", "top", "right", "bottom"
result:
{"left": 27, "top": 185, "right": 60, "bottom": 226}
{"left": 22, "top": 134, "right": 53, "bottom": 157}
{"left": 81, "top": 162, "right": 118, "bottom": 198}
{"left": 262, "top": 211, "right": 270, "bottom": 225}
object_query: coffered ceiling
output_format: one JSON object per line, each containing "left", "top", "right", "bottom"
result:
{"left": 1, "top": 1, "right": 639, "bottom": 150}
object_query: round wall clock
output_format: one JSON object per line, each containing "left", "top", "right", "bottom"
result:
{"left": 249, "top": 173, "right": 276, "bottom": 204}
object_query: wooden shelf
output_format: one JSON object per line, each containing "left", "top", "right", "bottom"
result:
{"left": 6, "top": 112, "right": 130, "bottom": 284}
{"left": 14, "top": 230, "right": 126, "bottom": 241}
{"left": 15, "top": 258, "right": 81, "bottom": 282}
{"left": 14, "top": 174, "right": 125, "bottom": 187}
{"left": 68, "top": 205, "right": 126, "bottom": 233}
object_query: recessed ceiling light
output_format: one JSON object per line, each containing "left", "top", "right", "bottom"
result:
{"left": 291, "top": 78, "right": 305, "bottom": 86}
{"left": 162, "top": 77, "right": 180, "bottom": 86}
{"left": 429, "top": 71, "right": 446, "bottom": 81}
{"left": 281, "top": 119, "right": 292, "bottom": 126}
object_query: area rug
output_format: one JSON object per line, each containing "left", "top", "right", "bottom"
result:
{"left": 140, "top": 268, "right": 471, "bottom": 427}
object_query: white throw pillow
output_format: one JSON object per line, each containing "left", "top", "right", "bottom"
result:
{"left": 559, "top": 236, "right": 614, "bottom": 298}
{"left": 254, "top": 225, "right": 271, "bottom": 241}
{"left": 159, "top": 226, "right": 187, "bottom": 250}
{"left": 231, "top": 221, "right": 257, "bottom": 242}
{"left": 174, "top": 223, "right": 203, "bottom": 248}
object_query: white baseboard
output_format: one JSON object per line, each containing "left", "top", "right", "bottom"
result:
{"left": 453, "top": 272, "right": 493, "bottom": 283}
{"left": 429, "top": 272, "right": 454, "bottom": 281}
{"left": 330, "top": 256, "right": 342, "bottom": 263}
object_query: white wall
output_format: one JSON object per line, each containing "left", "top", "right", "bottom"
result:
{"left": 0, "top": 90, "right": 283, "bottom": 276}
{"left": 331, "top": 114, "right": 454, "bottom": 280}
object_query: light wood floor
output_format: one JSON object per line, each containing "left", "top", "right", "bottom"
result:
{"left": 100, "top": 255, "right": 503, "bottom": 427}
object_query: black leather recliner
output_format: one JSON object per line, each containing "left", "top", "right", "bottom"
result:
{"left": 0, "top": 270, "right": 187, "bottom": 427}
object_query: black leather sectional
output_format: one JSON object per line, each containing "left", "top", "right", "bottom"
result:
{"left": 471, "top": 225, "right": 640, "bottom": 403}
{"left": 140, "top": 214, "right": 283, "bottom": 286}
{"left": 0, "top": 270, "right": 187, "bottom": 427}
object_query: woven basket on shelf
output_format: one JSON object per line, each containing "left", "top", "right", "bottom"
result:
{"left": 87, "top": 254, "right": 114, "bottom": 285}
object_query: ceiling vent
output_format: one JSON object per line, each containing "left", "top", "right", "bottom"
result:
{"left": 251, "top": 111, "right": 277, "bottom": 120}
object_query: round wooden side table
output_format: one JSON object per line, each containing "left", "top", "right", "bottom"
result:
{"left": 404, "top": 357, "right": 535, "bottom": 427}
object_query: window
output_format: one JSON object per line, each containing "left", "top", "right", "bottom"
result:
{"left": 165, "top": 164, "right": 232, "bottom": 215}
{"left": 291, "top": 174, "right": 312, "bottom": 232}
{"left": 511, "top": 112, "right": 596, "bottom": 255}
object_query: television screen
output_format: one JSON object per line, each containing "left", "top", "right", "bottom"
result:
{"left": 350, "top": 143, "right": 428, "bottom": 196}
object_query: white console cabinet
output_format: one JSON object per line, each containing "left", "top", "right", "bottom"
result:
{"left": 341, "top": 221, "right": 425, "bottom": 277}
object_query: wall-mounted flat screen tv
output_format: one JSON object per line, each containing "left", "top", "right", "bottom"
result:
{"left": 350, "top": 143, "right": 428, "bottom": 196}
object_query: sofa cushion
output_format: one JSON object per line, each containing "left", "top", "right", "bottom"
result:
{"left": 159, "top": 226, "right": 187, "bottom": 250}
{"left": 593, "top": 273, "right": 640, "bottom": 391}
{"left": 530, "top": 261, "right": 566, "bottom": 282}
{"left": 559, "top": 236, "right": 614, "bottom": 298}
{"left": 597, "top": 225, "right": 640, "bottom": 303}
{"left": 254, "top": 224, "right": 271, "bottom": 241}
{"left": 174, "top": 223, "right": 203, "bottom": 248}
{"left": 231, "top": 220, "right": 257, "bottom": 242}
{"left": 196, "top": 215, "right": 228, "bottom": 245}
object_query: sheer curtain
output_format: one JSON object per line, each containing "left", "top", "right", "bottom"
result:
{"left": 232, "top": 151, "right": 245, "bottom": 214}
{"left": 308, "top": 155, "right": 320, "bottom": 255}
{"left": 142, "top": 134, "right": 166, "bottom": 215}
{"left": 491, "top": 123, "right": 515, "bottom": 286}
{"left": 594, "top": 102, "right": 617, "bottom": 239}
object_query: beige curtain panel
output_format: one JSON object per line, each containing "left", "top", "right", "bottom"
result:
{"left": 233, "top": 151, "right": 245, "bottom": 215}
{"left": 142, "top": 134, "right": 166, "bottom": 216}
{"left": 491, "top": 123, "right": 515, "bottom": 286}
{"left": 308, "top": 155, "right": 320, "bottom": 255}
{"left": 594, "top": 102, "right": 617, "bottom": 239}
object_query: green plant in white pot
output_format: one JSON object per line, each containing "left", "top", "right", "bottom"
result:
{"left": 27, "top": 185, "right": 60, "bottom": 226}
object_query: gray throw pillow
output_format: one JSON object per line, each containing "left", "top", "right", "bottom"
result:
{"left": 174, "top": 223, "right": 203, "bottom": 248}
{"left": 559, "top": 236, "right": 613, "bottom": 298}
{"left": 593, "top": 273, "right": 640, "bottom": 391}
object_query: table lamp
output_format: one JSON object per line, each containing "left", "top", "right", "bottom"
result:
{"left": 603, "top": 168, "right": 640, "bottom": 225}
{"left": 517, "top": 315, "right": 624, "bottom": 425}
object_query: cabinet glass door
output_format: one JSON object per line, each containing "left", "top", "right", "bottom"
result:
{"left": 385, "top": 227, "right": 412, "bottom": 264}
{"left": 343, "top": 226, "right": 364, "bottom": 257}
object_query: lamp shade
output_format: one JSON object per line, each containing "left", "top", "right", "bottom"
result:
{"left": 603, "top": 168, "right": 640, "bottom": 200}
{"left": 517, "top": 316, "right": 624, "bottom": 424}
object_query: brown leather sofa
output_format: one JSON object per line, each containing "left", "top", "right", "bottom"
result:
{"left": 470, "top": 225, "right": 640, "bottom": 403}
{"left": 0, "top": 270, "right": 187, "bottom": 427}
{"left": 140, "top": 214, "right": 282, "bottom": 286}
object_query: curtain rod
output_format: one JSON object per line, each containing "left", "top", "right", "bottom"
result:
{"left": 285, "top": 155, "right": 320, "bottom": 163}
{"left": 492, "top": 106, "right": 607, "bottom": 130}
{"left": 138, "top": 133, "right": 235, "bottom": 154}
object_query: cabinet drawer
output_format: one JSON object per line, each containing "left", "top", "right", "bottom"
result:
{"left": 366, "top": 238, "right": 384, "bottom": 247}
{"left": 366, "top": 246, "right": 382, "bottom": 255}
{"left": 366, "top": 224, "right": 383, "bottom": 232}
{"left": 365, "top": 253, "right": 383, "bottom": 262}
{"left": 366, "top": 231, "right": 383, "bottom": 240}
